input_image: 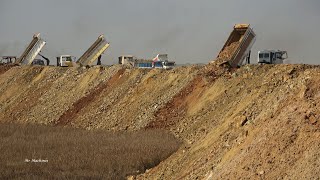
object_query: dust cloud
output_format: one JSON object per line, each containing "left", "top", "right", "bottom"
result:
{"left": 0, "top": 0, "right": 319, "bottom": 64}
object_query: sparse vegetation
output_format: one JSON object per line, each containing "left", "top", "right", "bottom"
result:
{"left": 0, "top": 123, "right": 181, "bottom": 179}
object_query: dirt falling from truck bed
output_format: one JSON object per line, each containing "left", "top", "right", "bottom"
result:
{"left": 210, "top": 41, "right": 240, "bottom": 66}
{"left": 217, "top": 42, "right": 240, "bottom": 60}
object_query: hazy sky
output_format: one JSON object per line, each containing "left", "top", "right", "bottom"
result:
{"left": 0, "top": 0, "right": 319, "bottom": 64}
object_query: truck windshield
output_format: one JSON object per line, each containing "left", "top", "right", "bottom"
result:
{"left": 276, "top": 53, "right": 282, "bottom": 59}
{"left": 164, "top": 62, "right": 175, "bottom": 66}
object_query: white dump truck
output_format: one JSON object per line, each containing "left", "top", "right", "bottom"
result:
{"left": 216, "top": 24, "right": 256, "bottom": 67}
{"left": 57, "top": 35, "right": 109, "bottom": 67}
{"left": 16, "top": 33, "right": 46, "bottom": 65}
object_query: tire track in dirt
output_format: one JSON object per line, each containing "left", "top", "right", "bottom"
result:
{"left": 54, "top": 68, "right": 126, "bottom": 126}
{"left": 146, "top": 76, "right": 206, "bottom": 129}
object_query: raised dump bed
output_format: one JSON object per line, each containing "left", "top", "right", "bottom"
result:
{"left": 76, "top": 35, "right": 110, "bottom": 66}
{"left": 16, "top": 33, "right": 46, "bottom": 65}
{"left": 216, "top": 24, "right": 256, "bottom": 67}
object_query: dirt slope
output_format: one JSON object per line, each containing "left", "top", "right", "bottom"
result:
{"left": 0, "top": 64, "right": 319, "bottom": 179}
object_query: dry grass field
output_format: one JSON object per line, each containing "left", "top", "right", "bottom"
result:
{"left": 0, "top": 123, "right": 181, "bottom": 179}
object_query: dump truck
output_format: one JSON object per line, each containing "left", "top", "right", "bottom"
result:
{"left": 119, "top": 54, "right": 175, "bottom": 69}
{"left": 57, "top": 35, "right": 109, "bottom": 67}
{"left": 76, "top": 35, "right": 109, "bottom": 66}
{"left": 216, "top": 24, "right": 256, "bottom": 67}
{"left": 16, "top": 33, "right": 46, "bottom": 65}
{"left": 258, "top": 50, "right": 288, "bottom": 64}
{"left": 152, "top": 54, "right": 175, "bottom": 69}
{"left": 0, "top": 56, "right": 17, "bottom": 64}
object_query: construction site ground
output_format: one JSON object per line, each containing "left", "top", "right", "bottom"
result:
{"left": 0, "top": 63, "right": 320, "bottom": 179}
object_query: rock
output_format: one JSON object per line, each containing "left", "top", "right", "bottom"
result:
{"left": 235, "top": 115, "right": 248, "bottom": 127}
{"left": 309, "top": 115, "right": 318, "bottom": 125}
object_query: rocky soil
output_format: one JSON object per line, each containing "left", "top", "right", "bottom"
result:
{"left": 0, "top": 63, "right": 320, "bottom": 179}
{"left": 210, "top": 41, "right": 240, "bottom": 66}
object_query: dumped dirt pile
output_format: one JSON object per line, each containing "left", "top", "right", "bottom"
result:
{"left": 0, "top": 65, "right": 123, "bottom": 124}
{"left": 138, "top": 64, "right": 320, "bottom": 179}
{"left": 0, "top": 64, "right": 320, "bottom": 179}
{"left": 0, "top": 65, "right": 200, "bottom": 129}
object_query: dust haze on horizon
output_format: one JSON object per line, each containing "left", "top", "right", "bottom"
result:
{"left": 0, "top": 0, "right": 319, "bottom": 65}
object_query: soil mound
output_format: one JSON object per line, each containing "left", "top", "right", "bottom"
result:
{"left": 0, "top": 64, "right": 319, "bottom": 179}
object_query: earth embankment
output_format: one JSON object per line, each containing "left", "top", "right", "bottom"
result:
{"left": 0, "top": 64, "right": 319, "bottom": 179}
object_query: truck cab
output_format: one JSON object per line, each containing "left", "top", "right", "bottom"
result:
{"left": 162, "top": 61, "right": 175, "bottom": 69}
{"left": 0, "top": 56, "right": 17, "bottom": 64}
{"left": 118, "top": 55, "right": 135, "bottom": 65}
{"left": 57, "top": 55, "right": 76, "bottom": 67}
{"left": 258, "top": 50, "right": 288, "bottom": 64}
{"left": 152, "top": 54, "right": 175, "bottom": 69}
